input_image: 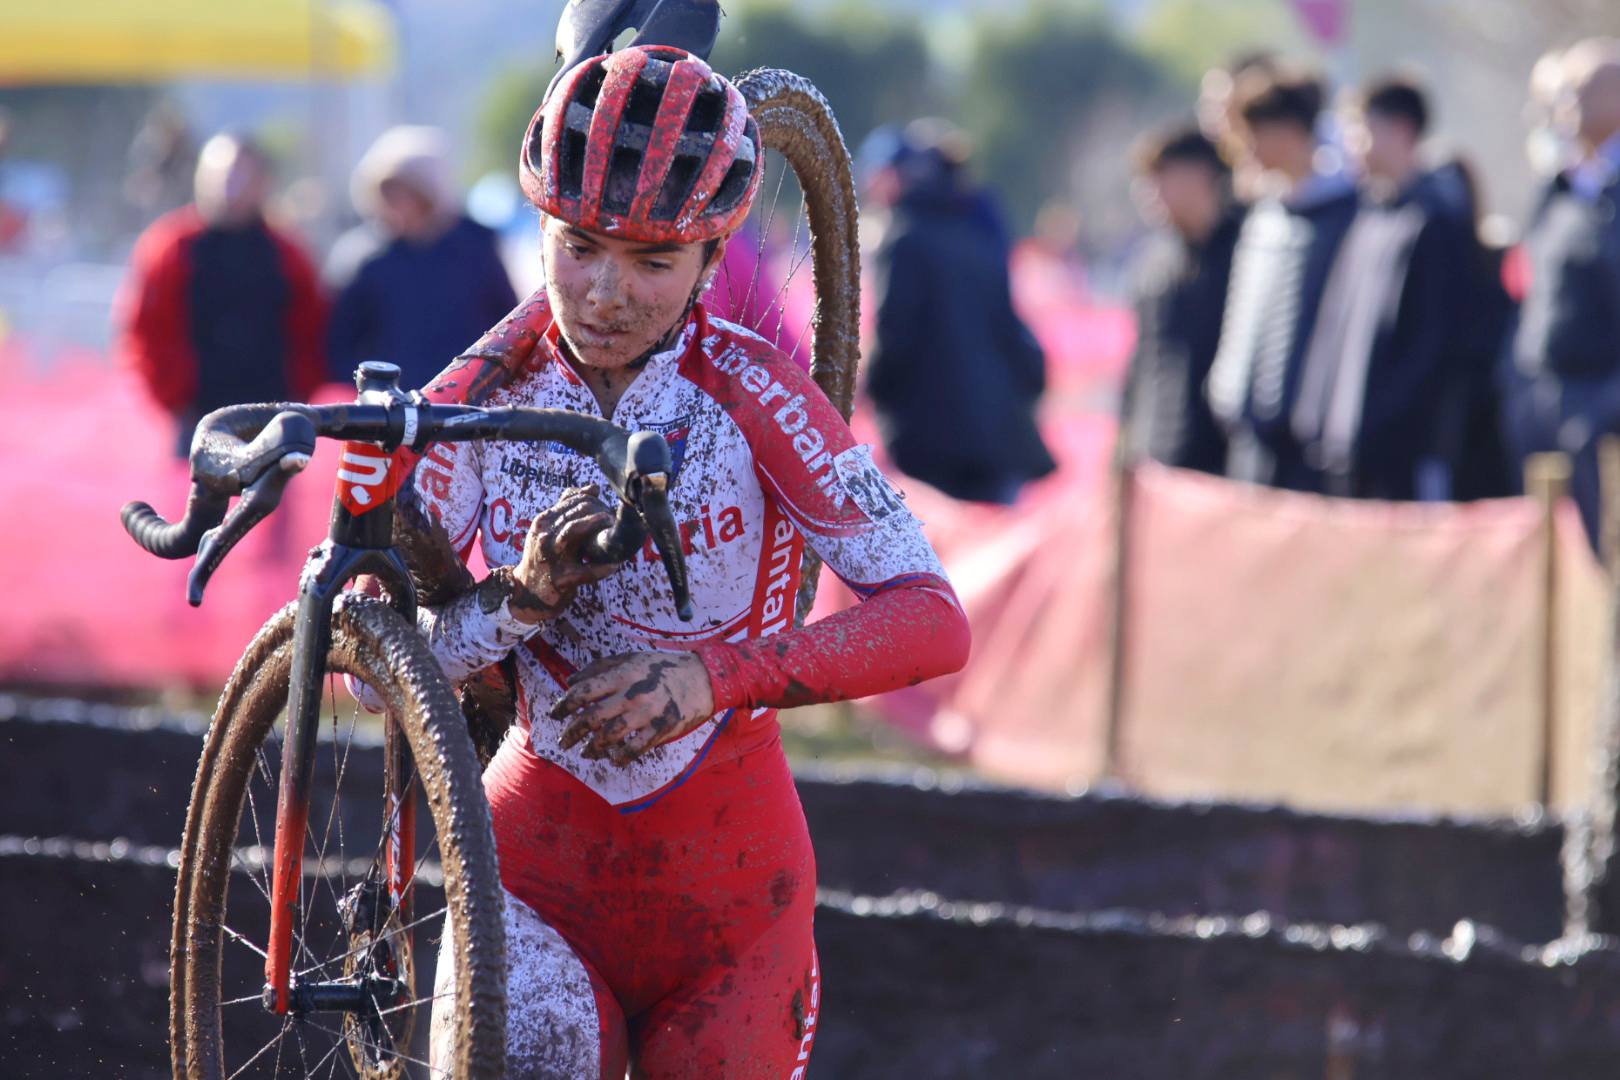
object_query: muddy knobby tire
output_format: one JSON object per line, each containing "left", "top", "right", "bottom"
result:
{"left": 734, "top": 67, "right": 862, "bottom": 624}
{"left": 170, "top": 595, "right": 506, "bottom": 1078}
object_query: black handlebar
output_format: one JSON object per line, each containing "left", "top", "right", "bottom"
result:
{"left": 121, "top": 395, "right": 695, "bottom": 621}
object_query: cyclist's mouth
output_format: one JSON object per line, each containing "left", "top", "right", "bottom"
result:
{"left": 576, "top": 321, "right": 628, "bottom": 348}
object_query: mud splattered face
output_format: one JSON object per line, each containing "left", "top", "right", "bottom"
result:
{"left": 541, "top": 214, "right": 719, "bottom": 373}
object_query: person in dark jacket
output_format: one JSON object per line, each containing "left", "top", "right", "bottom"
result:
{"left": 116, "top": 132, "right": 326, "bottom": 455}
{"left": 1122, "top": 126, "right": 1243, "bottom": 475}
{"left": 1205, "top": 68, "right": 1359, "bottom": 493}
{"left": 1509, "top": 39, "right": 1620, "bottom": 552}
{"left": 862, "top": 120, "right": 1054, "bottom": 504}
{"left": 326, "top": 126, "right": 518, "bottom": 390}
{"left": 1290, "top": 75, "right": 1469, "bottom": 500}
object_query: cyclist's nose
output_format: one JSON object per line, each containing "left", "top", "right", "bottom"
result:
{"left": 585, "top": 258, "right": 628, "bottom": 313}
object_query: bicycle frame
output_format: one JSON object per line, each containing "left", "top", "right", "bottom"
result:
{"left": 265, "top": 437, "right": 420, "bottom": 1017}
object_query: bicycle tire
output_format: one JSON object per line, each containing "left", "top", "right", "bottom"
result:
{"left": 734, "top": 67, "right": 862, "bottom": 624}
{"left": 170, "top": 595, "right": 506, "bottom": 1078}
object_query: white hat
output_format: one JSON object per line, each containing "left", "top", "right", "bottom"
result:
{"left": 350, "top": 125, "right": 456, "bottom": 220}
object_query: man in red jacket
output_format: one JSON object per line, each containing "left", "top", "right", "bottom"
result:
{"left": 116, "top": 132, "right": 326, "bottom": 454}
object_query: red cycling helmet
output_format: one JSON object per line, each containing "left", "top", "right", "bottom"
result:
{"left": 522, "top": 45, "right": 762, "bottom": 244}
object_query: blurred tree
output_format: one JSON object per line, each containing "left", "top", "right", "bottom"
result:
{"left": 961, "top": 1, "right": 1176, "bottom": 234}
{"left": 1137, "top": 0, "right": 1313, "bottom": 84}
{"left": 709, "top": 1, "right": 937, "bottom": 153}
{"left": 472, "top": 0, "right": 936, "bottom": 186}
{"left": 473, "top": 62, "right": 549, "bottom": 182}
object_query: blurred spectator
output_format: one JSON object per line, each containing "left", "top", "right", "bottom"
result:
{"left": 326, "top": 126, "right": 517, "bottom": 390}
{"left": 1198, "top": 50, "right": 1282, "bottom": 202}
{"left": 1010, "top": 200, "right": 1092, "bottom": 319}
{"left": 1120, "top": 126, "right": 1242, "bottom": 475}
{"left": 862, "top": 119, "right": 1054, "bottom": 504}
{"left": 1508, "top": 38, "right": 1620, "bottom": 552}
{"left": 1205, "top": 67, "right": 1359, "bottom": 492}
{"left": 0, "top": 110, "right": 24, "bottom": 253}
{"left": 1289, "top": 74, "right": 1466, "bottom": 500}
{"left": 115, "top": 132, "right": 326, "bottom": 455}
{"left": 123, "top": 102, "right": 197, "bottom": 221}
{"left": 1425, "top": 155, "right": 1519, "bottom": 501}
{"left": 1526, "top": 48, "right": 1577, "bottom": 180}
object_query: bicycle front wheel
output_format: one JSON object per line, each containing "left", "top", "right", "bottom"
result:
{"left": 170, "top": 595, "right": 506, "bottom": 1078}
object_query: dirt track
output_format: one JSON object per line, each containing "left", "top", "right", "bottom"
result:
{"left": 7, "top": 695, "right": 1620, "bottom": 1077}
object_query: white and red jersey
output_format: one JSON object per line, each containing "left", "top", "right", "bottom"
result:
{"left": 412, "top": 295, "right": 968, "bottom": 809}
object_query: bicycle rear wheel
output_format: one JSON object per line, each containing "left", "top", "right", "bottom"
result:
{"left": 170, "top": 595, "right": 506, "bottom": 1078}
{"left": 728, "top": 67, "right": 862, "bottom": 623}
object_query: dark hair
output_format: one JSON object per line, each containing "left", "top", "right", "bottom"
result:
{"left": 1356, "top": 75, "right": 1430, "bottom": 136}
{"left": 1133, "top": 125, "right": 1229, "bottom": 177}
{"left": 1236, "top": 70, "right": 1325, "bottom": 133}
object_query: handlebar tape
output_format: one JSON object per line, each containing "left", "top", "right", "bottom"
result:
{"left": 119, "top": 487, "right": 230, "bottom": 560}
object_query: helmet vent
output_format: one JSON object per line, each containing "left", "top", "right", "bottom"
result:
{"left": 574, "top": 65, "right": 607, "bottom": 110}
{"left": 651, "top": 156, "right": 702, "bottom": 220}
{"left": 708, "top": 157, "right": 753, "bottom": 215}
{"left": 603, "top": 147, "right": 643, "bottom": 215}
{"left": 623, "top": 79, "right": 663, "bottom": 127}
{"left": 686, "top": 90, "right": 725, "bottom": 134}
{"left": 558, "top": 129, "right": 587, "bottom": 199}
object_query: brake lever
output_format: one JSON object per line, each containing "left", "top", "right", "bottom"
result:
{"left": 186, "top": 450, "right": 310, "bottom": 606}
{"left": 634, "top": 476, "right": 694, "bottom": 622}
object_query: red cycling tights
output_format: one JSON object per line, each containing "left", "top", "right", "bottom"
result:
{"left": 481, "top": 724, "right": 820, "bottom": 1078}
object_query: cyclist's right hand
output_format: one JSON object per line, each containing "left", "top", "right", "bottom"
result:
{"left": 505, "top": 485, "right": 624, "bottom": 623}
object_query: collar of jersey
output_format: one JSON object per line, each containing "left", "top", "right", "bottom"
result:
{"left": 541, "top": 306, "right": 709, "bottom": 389}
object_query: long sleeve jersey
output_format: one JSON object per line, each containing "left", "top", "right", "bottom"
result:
{"left": 411, "top": 293, "right": 969, "bottom": 809}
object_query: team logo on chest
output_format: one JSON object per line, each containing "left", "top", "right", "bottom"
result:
{"left": 641, "top": 415, "right": 692, "bottom": 484}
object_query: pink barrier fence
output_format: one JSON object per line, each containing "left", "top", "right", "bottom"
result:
{"left": 5, "top": 300, "right": 1608, "bottom": 817}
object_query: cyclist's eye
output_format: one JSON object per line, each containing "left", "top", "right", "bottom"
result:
{"left": 641, "top": 259, "right": 673, "bottom": 273}
{"left": 564, "top": 242, "right": 591, "bottom": 258}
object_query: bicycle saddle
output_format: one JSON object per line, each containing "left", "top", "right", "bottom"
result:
{"left": 549, "top": 0, "right": 721, "bottom": 98}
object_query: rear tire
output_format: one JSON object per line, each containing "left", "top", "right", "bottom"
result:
{"left": 170, "top": 595, "right": 506, "bottom": 1077}
{"left": 734, "top": 67, "right": 862, "bottom": 623}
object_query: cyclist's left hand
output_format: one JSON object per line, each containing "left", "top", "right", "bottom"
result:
{"left": 550, "top": 651, "right": 715, "bottom": 766}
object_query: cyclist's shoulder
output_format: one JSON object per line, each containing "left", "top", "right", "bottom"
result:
{"left": 682, "top": 309, "right": 817, "bottom": 394}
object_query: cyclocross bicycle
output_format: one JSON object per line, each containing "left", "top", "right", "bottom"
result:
{"left": 122, "top": 35, "right": 861, "bottom": 1080}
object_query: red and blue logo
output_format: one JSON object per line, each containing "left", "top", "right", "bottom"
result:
{"left": 642, "top": 415, "right": 691, "bottom": 484}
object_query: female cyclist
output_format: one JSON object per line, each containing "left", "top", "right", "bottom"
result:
{"left": 416, "top": 45, "right": 970, "bottom": 1077}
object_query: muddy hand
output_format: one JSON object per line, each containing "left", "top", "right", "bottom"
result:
{"left": 551, "top": 652, "right": 716, "bottom": 766}
{"left": 505, "top": 484, "right": 621, "bottom": 623}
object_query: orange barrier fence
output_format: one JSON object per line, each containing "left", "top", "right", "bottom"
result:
{"left": 858, "top": 452, "right": 1610, "bottom": 818}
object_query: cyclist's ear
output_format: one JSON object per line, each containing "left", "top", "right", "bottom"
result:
{"left": 699, "top": 232, "right": 730, "bottom": 287}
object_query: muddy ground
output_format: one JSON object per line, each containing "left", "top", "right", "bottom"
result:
{"left": 5, "top": 696, "right": 1620, "bottom": 1078}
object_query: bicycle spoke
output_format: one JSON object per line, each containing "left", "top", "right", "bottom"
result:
{"left": 226, "top": 1025, "right": 290, "bottom": 1080}
{"left": 295, "top": 1019, "right": 314, "bottom": 1078}
{"left": 222, "top": 922, "right": 270, "bottom": 960}
{"left": 375, "top": 987, "right": 454, "bottom": 1019}
{"left": 304, "top": 1017, "right": 437, "bottom": 1073}
{"left": 301, "top": 683, "right": 373, "bottom": 988}
{"left": 291, "top": 899, "right": 449, "bottom": 981}
{"left": 771, "top": 201, "right": 810, "bottom": 348}
{"left": 743, "top": 163, "right": 791, "bottom": 320}
{"left": 220, "top": 990, "right": 270, "bottom": 1008}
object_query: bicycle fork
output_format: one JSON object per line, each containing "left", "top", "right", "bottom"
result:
{"left": 263, "top": 537, "right": 419, "bottom": 1017}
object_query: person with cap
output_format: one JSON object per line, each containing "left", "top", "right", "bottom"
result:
{"left": 406, "top": 46, "right": 969, "bottom": 1075}
{"left": 326, "top": 125, "right": 518, "bottom": 390}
